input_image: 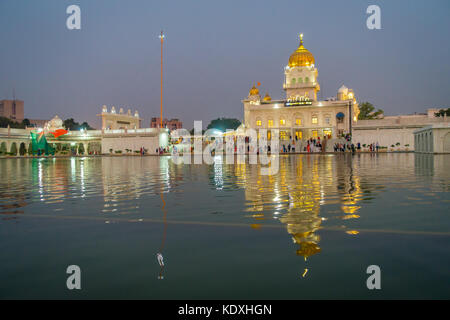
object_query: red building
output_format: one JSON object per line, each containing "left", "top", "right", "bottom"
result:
{"left": 150, "top": 117, "right": 183, "bottom": 130}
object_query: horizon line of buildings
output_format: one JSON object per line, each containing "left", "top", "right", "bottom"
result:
{"left": 0, "top": 99, "right": 183, "bottom": 130}
{"left": 2, "top": 33, "right": 449, "bottom": 153}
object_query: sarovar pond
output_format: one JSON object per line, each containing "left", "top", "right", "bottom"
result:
{"left": 0, "top": 153, "right": 449, "bottom": 299}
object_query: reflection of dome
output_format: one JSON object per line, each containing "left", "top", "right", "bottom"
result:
{"left": 288, "top": 34, "right": 315, "bottom": 68}
{"left": 263, "top": 93, "right": 272, "bottom": 101}
{"left": 296, "top": 241, "right": 321, "bottom": 259}
{"left": 249, "top": 85, "right": 259, "bottom": 96}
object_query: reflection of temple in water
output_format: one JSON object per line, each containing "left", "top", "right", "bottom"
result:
{"left": 229, "top": 154, "right": 364, "bottom": 260}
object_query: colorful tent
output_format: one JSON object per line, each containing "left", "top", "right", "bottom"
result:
{"left": 30, "top": 131, "right": 55, "bottom": 155}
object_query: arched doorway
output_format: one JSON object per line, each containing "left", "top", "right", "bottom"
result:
{"left": 19, "top": 142, "right": 27, "bottom": 156}
{"left": 77, "top": 143, "right": 85, "bottom": 155}
{"left": 88, "top": 142, "right": 101, "bottom": 154}
{"left": 10, "top": 142, "right": 17, "bottom": 155}
{"left": 0, "top": 142, "right": 6, "bottom": 155}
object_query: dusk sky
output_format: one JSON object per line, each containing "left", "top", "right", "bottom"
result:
{"left": 0, "top": 0, "right": 449, "bottom": 129}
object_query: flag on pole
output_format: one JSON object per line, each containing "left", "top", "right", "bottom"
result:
{"left": 51, "top": 129, "right": 68, "bottom": 138}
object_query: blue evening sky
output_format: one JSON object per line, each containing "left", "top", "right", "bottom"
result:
{"left": 0, "top": 0, "right": 449, "bottom": 128}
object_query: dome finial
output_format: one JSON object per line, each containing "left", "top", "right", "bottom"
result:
{"left": 289, "top": 33, "right": 314, "bottom": 67}
{"left": 249, "top": 83, "right": 259, "bottom": 96}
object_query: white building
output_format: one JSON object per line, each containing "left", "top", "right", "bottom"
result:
{"left": 98, "top": 105, "right": 141, "bottom": 130}
{"left": 243, "top": 34, "right": 359, "bottom": 142}
{"left": 353, "top": 109, "right": 450, "bottom": 150}
{"left": 414, "top": 123, "right": 450, "bottom": 153}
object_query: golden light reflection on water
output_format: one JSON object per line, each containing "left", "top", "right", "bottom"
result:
{"left": 0, "top": 154, "right": 449, "bottom": 267}
{"left": 230, "top": 154, "right": 365, "bottom": 260}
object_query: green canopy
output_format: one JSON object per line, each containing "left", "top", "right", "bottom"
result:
{"left": 30, "top": 131, "right": 55, "bottom": 155}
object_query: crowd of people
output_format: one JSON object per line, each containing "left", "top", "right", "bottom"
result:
{"left": 333, "top": 142, "right": 355, "bottom": 152}
{"left": 305, "top": 137, "right": 323, "bottom": 153}
{"left": 156, "top": 147, "right": 167, "bottom": 155}
{"left": 334, "top": 141, "right": 380, "bottom": 153}
{"left": 167, "top": 134, "right": 382, "bottom": 155}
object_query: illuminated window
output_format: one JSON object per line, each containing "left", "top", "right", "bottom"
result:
{"left": 268, "top": 120, "right": 273, "bottom": 127}
{"left": 280, "top": 131, "right": 288, "bottom": 140}
{"left": 312, "top": 116, "right": 318, "bottom": 124}
{"left": 312, "top": 130, "right": 318, "bottom": 137}
{"left": 324, "top": 129, "right": 332, "bottom": 137}
{"left": 295, "top": 118, "right": 302, "bottom": 126}
{"left": 256, "top": 120, "right": 262, "bottom": 126}
{"left": 295, "top": 130, "right": 302, "bottom": 139}
{"left": 267, "top": 130, "right": 271, "bottom": 140}
{"left": 280, "top": 119, "right": 285, "bottom": 125}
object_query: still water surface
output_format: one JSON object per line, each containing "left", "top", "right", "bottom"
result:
{"left": 0, "top": 153, "right": 449, "bottom": 299}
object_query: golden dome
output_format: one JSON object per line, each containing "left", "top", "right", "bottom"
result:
{"left": 263, "top": 93, "right": 272, "bottom": 101}
{"left": 249, "top": 85, "right": 259, "bottom": 96}
{"left": 288, "top": 34, "right": 315, "bottom": 68}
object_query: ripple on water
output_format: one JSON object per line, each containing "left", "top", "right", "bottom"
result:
{"left": 0, "top": 154, "right": 448, "bottom": 236}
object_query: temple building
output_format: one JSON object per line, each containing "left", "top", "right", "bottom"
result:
{"left": 243, "top": 34, "right": 359, "bottom": 141}
{"left": 98, "top": 105, "right": 141, "bottom": 130}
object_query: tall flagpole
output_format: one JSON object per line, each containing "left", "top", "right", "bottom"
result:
{"left": 159, "top": 30, "right": 165, "bottom": 128}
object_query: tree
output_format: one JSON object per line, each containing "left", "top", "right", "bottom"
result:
{"left": 22, "top": 118, "right": 31, "bottom": 127}
{"left": 206, "top": 118, "right": 241, "bottom": 131}
{"left": 434, "top": 108, "right": 450, "bottom": 117}
{"left": 0, "top": 116, "right": 25, "bottom": 128}
{"left": 63, "top": 118, "right": 78, "bottom": 130}
{"left": 63, "top": 118, "right": 94, "bottom": 130}
{"left": 358, "top": 102, "right": 384, "bottom": 120}
{"left": 79, "top": 121, "right": 94, "bottom": 130}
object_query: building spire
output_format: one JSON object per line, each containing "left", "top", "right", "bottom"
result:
{"left": 299, "top": 33, "right": 304, "bottom": 46}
